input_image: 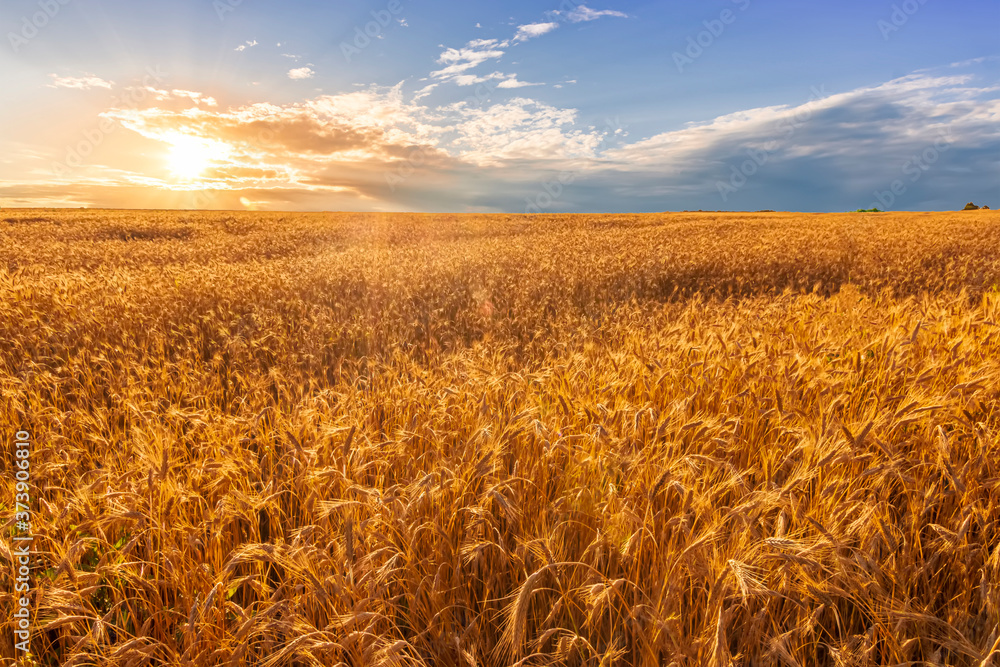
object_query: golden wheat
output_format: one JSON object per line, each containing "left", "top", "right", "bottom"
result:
{"left": 0, "top": 209, "right": 998, "bottom": 665}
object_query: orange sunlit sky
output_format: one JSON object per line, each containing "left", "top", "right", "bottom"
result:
{"left": 1, "top": 1, "right": 998, "bottom": 212}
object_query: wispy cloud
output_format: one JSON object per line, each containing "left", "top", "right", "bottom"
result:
{"left": 143, "top": 87, "right": 218, "bottom": 106}
{"left": 514, "top": 22, "right": 560, "bottom": 42}
{"left": 452, "top": 71, "right": 507, "bottom": 87}
{"left": 48, "top": 74, "right": 113, "bottom": 90}
{"left": 234, "top": 40, "right": 258, "bottom": 52}
{"left": 431, "top": 8, "right": 618, "bottom": 89}
{"left": 496, "top": 77, "right": 544, "bottom": 89}
{"left": 551, "top": 5, "right": 629, "bottom": 23}
{"left": 431, "top": 39, "right": 508, "bottom": 81}
{"left": 450, "top": 71, "right": 544, "bottom": 88}
{"left": 412, "top": 83, "right": 438, "bottom": 101}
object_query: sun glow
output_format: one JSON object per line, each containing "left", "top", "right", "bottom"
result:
{"left": 165, "top": 133, "right": 226, "bottom": 180}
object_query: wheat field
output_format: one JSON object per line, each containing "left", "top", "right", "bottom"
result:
{"left": 1, "top": 209, "right": 999, "bottom": 666}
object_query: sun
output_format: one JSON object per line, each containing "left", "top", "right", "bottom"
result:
{"left": 166, "top": 134, "right": 221, "bottom": 180}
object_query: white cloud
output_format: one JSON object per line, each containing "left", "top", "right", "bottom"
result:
{"left": 142, "top": 87, "right": 217, "bottom": 106}
{"left": 497, "top": 78, "right": 544, "bottom": 89}
{"left": 288, "top": 67, "right": 315, "bottom": 80}
{"left": 432, "top": 39, "right": 508, "bottom": 80}
{"left": 571, "top": 70, "right": 1000, "bottom": 211}
{"left": 514, "top": 22, "right": 560, "bottom": 42}
{"left": 101, "top": 83, "right": 604, "bottom": 184}
{"left": 467, "top": 38, "right": 504, "bottom": 48}
{"left": 430, "top": 9, "right": 606, "bottom": 91}
{"left": 175, "top": 89, "right": 217, "bottom": 106}
{"left": 552, "top": 5, "right": 629, "bottom": 23}
{"left": 47, "top": 74, "right": 113, "bottom": 90}
{"left": 29, "top": 63, "right": 999, "bottom": 214}
{"left": 449, "top": 71, "right": 544, "bottom": 89}
{"left": 452, "top": 71, "right": 507, "bottom": 86}
{"left": 234, "top": 40, "right": 258, "bottom": 52}
{"left": 606, "top": 74, "right": 988, "bottom": 168}
{"left": 451, "top": 98, "right": 606, "bottom": 164}
{"left": 412, "top": 83, "right": 438, "bottom": 101}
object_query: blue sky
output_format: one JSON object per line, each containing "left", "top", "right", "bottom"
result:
{"left": 0, "top": 0, "right": 998, "bottom": 212}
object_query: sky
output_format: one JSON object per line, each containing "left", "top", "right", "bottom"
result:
{"left": 0, "top": 0, "right": 998, "bottom": 213}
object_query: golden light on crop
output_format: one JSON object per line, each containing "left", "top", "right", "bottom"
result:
{"left": 165, "top": 133, "right": 225, "bottom": 180}
{"left": 1, "top": 208, "right": 998, "bottom": 665}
